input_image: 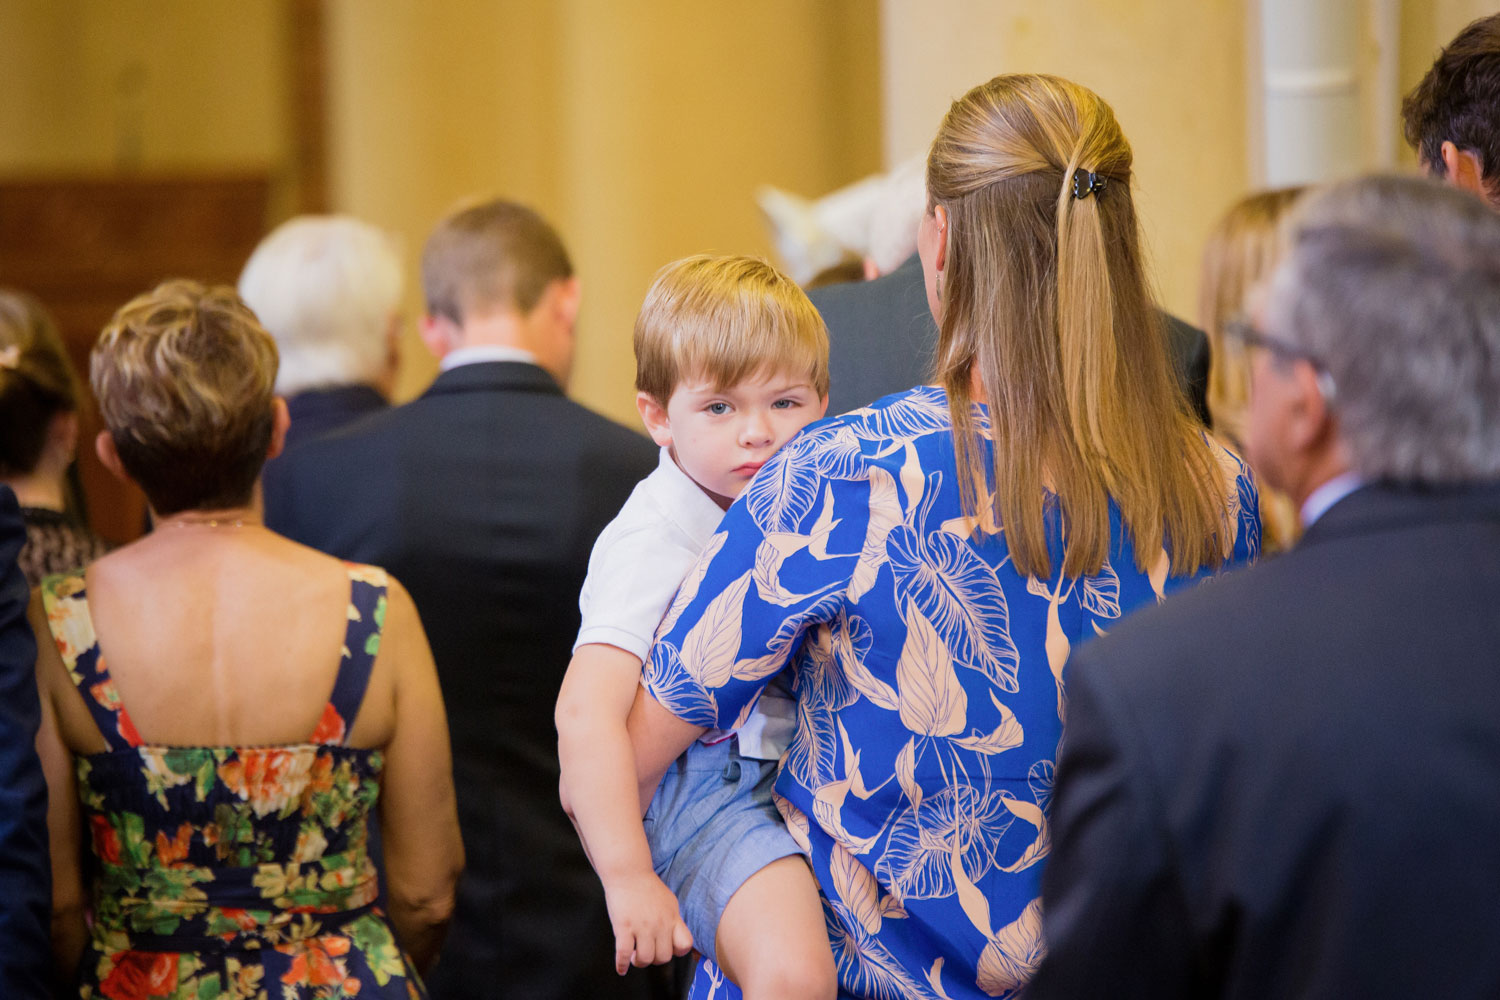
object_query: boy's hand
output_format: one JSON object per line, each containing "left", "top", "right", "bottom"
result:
{"left": 604, "top": 870, "right": 694, "bottom": 974}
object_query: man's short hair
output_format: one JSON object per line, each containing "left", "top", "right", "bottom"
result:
{"left": 1268, "top": 175, "right": 1500, "bottom": 483}
{"left": 421, "top": 199, "right": 573, "bottom": 325}
{"left": 1401, "top": 13, "right": 1500, "bottom": 198}
{"left": 92, "top": 280, "right": 279, "bottom": 515}
{"left": 238, "top": 215, "right": 403, "bottom": 397}
{"left": 633, "top": 255, "right": 829, "bottom": 404}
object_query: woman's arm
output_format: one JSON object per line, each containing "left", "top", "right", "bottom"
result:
{"left": 556, "top": 643, "right": 695, "bottom": 972}
{"left": 28, "top": 593, "right": 86, "bottom": 988}
{"left": 376, "top": 579, "right": 463, "bottom": 972}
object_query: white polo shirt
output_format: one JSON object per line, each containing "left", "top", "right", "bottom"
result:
{"left": 576, "top": 446, "right": 796, "bottom": 760}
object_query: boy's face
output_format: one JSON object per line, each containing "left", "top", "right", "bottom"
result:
{"left": 638, "top": 368, "right": 827, "bottom": 509}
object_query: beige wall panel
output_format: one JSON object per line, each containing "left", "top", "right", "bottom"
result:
{"left": 881, "top": 0, "right": 1249, "bottom": 325}
{"left": 329, "top": 0, "right": 881, "bottom": 422}
{"left": 0, "top": 0, "right": 285, "bottom": 174}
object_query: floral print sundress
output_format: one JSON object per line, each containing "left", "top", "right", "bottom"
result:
{"left": 42, "top": 564, "right": 427, "bottom": 1000}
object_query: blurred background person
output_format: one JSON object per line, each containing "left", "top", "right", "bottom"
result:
{"left": 0, "top": 290, "right": 108, "bottom": 586}
{"left": 238, "top": 214, "right": 403, "bottom": 454}
{"left": 0, "top": 484, "right": 50, "bottom": 999}
{"left": 1198, "top": 187, "right": 1305, "bottom": 550}
{"left": 33, "top": 280, "right": 462, "bottom": 997}
{"left": 1403, "top": 12, "right": 1500, "bottom": 211}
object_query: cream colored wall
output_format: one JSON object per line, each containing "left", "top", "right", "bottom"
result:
{"left": 0, "top": 0, "right": 286, "bottom": 173}
{"left": 325, "top": 0, "right": 883, "bottom": 425}
{"left": 881, "top": 0, "right": 1250, "bottom": 326}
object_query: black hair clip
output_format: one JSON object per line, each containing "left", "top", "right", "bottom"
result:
{"left": 1071, "top": 168, "right": 1107, "bottom": 200}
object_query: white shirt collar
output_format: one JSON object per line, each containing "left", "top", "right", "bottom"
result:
{"left": 651, "top": 446, "right": 726, "bottom": 540}
{"left": 1300, "top": 470, "right": 1365, "bottom": 528}
{"left": 440, "top": 345, "right": 538, "bottom": 372}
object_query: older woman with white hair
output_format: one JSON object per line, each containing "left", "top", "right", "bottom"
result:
{"left": 238, "top": 214, "right": 404, "bottom": 451}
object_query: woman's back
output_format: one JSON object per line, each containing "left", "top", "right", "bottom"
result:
{"left": 37, "top": 532, "right": 436, "bottom": 998}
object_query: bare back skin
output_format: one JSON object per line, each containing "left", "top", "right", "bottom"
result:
{"left": 34, "top": 519, "right": 463, "bottom": 974}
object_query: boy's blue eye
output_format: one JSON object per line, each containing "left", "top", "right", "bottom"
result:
{"left": 705, "top": 402, "right": 730, "bottom": 415}
{"left": 771, "top": 398, "right": 799, "bottom": 409}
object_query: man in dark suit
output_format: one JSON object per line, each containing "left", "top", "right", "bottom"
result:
{"left": 0, "top": 486, "right": 50, "bottom": 998}
{"left": 809, "top": 251, "right": 1211, "bottom": 422}
{"left": 1029, "top": 175, "right": 1500, "bottom": 998}
{"left": 265, "top": 200, "right": 660, "bottom": 999}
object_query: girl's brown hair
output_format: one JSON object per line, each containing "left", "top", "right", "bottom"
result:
{"left": 927, "top": 74, "right": 1229, "bottom": 578}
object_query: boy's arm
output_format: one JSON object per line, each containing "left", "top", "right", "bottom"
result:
{"left": 555, "top": 642, "right": 693, "bottom": 973}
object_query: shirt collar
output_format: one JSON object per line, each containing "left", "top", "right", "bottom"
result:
{"left": 1300, "top": 470, "right": 1365, "bottom": 528}
{"left": 653, "top": 446, "right": 727, "bottom": 540}
{"left": 440, "top": 345, "right": 538, "bottom": 372}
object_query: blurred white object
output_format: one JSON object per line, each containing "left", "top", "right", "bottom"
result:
{"left": 757, "top": 155, "right": 927, "bottom": 284}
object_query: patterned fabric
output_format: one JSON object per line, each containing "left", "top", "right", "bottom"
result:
{"left": 19, "top": 507, "right": 108, "bottom": 588}
{"left": 644, "top": 386, "right": 1261, "bottom": 1000}
{"left": 41, "top": 564, "right": 427, "bottom": 1000}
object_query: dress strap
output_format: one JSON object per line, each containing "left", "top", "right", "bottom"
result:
{"left": 310, "top": 563, "right": 389, "bottom": 746}
{"left": 39, "top": 573, "right": 144, "bottom": 752}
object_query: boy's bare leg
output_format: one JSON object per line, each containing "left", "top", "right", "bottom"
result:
{"left": 714, "top": 855, "right": 837, "bottom": 1000}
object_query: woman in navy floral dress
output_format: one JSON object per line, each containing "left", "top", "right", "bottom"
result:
{"left": 31, "top": 281, "right": 462, "bottom": 999}
{"left": 629, "top": 75, "right": 1261, "bottom": 999}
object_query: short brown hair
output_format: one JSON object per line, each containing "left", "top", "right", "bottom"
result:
{"left": 91, "top": 280, "right": 279, "bottom": 515}
{"left": 1402, "top": 13, "right": 1500, "bottom": 199}
{"left": 633, "top": 255, "right": 829, "bottom": 405}
{"left": 0, "top": 289, "right": 81, "bottom": 477}
{"left": 421, "top": 199, "right": 573, "bottom": 324}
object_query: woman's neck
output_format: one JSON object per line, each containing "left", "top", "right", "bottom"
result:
{"left": 1, "top": 473, "right": 65, "bottom": 511}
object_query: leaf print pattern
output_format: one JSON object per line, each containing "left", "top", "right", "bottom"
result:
{"left": 653, "top": 387, "right": 1260, "bottom": 1000}
{"left": 38, "top": 567, "right": 429, "bottom": 1000}
{"left": 888, "top": 519, "right": 1021, "bottom": 694}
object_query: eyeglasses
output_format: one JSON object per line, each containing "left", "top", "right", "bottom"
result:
{"left": 1222, "top": 314, "right": 1338, "bottom": 404}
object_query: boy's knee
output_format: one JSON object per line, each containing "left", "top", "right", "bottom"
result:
{"left": 738, "top": 948, "right": 837, "bottom": 1000}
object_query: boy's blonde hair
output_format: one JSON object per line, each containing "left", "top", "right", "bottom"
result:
{"left": 634, "top": 255, "right": 829, "bottom": 404}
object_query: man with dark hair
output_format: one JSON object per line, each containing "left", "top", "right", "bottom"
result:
{"left": 266, "top": 199, "right": 660, "bottom": 999}
{"left": 0, "top": 486, "right": 49, "bottom": 999}
{"left": 1402, "top": 12, "right": 1500, "bottom": 208}
{"left": 1030, "top": 175, "right": 1500, "bottom": 999}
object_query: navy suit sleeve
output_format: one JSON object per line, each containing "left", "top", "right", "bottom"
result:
{"left": 1027, "top": 646, "right": 1197, "bottom": 1000}
{"left": 0, "top": 487, "right": 51, "bottom": 998}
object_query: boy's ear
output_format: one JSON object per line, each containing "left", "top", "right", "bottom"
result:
{"left": 817, "top": 395, "right": 830, "bottom": 420}
{"left": 635, "top": 391, "right": 673, "bottom": 449}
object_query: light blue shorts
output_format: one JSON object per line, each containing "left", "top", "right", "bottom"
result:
{"left": 642, "top": 736, "right": 804, "bottom": 965}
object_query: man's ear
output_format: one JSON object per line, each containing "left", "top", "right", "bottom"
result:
{"left": 95, "top": 430, "right": 129, "bottom": 484}
{"left": 419, "top": 314, "right": 460, "bottom": 360}
{"left": 1285, "top": 359, "right": 1335, "bottom": 454}
{"left": 553, "top": 275, "right": 582, "bottom": 328}
{"left": 1440, "top": 141, "right": 1488, "bottom": 198}
{"left": 265, "top": 397, "right": 291, "bottom": 462}
{"left": 635, "top": 391, "right": 673, "bottom": 449}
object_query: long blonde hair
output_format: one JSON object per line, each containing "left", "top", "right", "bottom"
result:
{"left": 928, "top": 74, "right": 1228, "bottom": 579}
{"left": 1199, "top": 187, "right": 1304, "bottom": 446}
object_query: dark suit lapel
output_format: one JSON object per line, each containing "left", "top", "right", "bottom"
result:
{"left": 419, "top": 361, "right": 564, "bottom": 400}
{"left": 1298, "top": 480, "right": 1500, "bottom": 549}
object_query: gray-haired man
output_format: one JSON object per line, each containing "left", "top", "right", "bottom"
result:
{"left": 1031, "top": 175, "right": 1500, "bottom": 999}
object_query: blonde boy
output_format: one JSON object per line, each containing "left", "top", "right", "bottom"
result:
{"left": 556, "top": 256, "right": 836, "bottom": 999}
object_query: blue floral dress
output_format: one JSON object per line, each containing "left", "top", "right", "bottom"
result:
{"left": 643, "top": 387, "right": 1261, "bottom": 1000}
{"left": 41, "top": 564, "right": 426, "bottom": 1000}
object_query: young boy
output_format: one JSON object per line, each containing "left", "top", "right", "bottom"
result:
{"left": 556, "top": 255, "right": 836, "bottom": 1000}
